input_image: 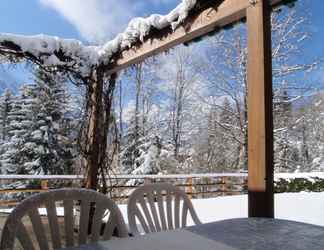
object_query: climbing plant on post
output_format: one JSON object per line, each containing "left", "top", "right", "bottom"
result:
{"left": 0, "top": 36, "right": 114, "bottom": 191}
{"left": 82, "top": 69, "right": 117, "bottom": 190}
{"left": 1, "top": 0, "right": 291, "bottom": 204}
{"left": 83, "top": 68, "right": 104, "bottom": 190}
{"left": 0, "top": 0, "right": 200, "bottom": 191}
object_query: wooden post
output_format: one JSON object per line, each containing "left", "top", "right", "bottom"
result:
{"left": 186, "top": 177, "right": 193, "bottom": 199}
{"left": 144, "top": 178, "right": 152, "bottom": 185}
{"left": 221, "top": 177, "right": 227, "bottom": 196}
{"left": 41, "top": 180, "right": 48, "bottom": 190}
{"left": 247, "top": 0, "right": 274, "bottom": 218}
{"left": 204, "top": 177, "right": 209, "bottom": 198}
{"left": 84, "top": 69, "right": 104, "bottom": 190}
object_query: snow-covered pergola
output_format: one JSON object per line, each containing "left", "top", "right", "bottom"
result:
{"left": 106, "top": 0, "right": 286, "bottom": 218}
{"left": 0, "top": 0, "right": 292, "bottom": 218}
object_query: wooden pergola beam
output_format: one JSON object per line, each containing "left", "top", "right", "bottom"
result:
{"left": 107, "top": 0, "right": 284, "bottom": 75}
{"left": 107, "top": 0, "right": 287, "bottom": 218}
{"left": 247, "top": 0, "right": 274, "bottom": 218}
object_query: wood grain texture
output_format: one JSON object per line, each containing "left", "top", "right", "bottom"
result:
{"left": 107, "top": 0, "right": 286, "bottom": 75}
{"left": 247, "top": 0, "right": 274, "bottom": 218}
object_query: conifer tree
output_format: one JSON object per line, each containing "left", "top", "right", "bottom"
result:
{"left": 0, "top": 70, "right": 75, "bottom": 175}
{"left": 0, "top": 89, "right": 13, "bottom": 141}
{"left": 32, "top": 69, "right": 75, "bottom": 175}
{"left": 0, "top": 84, "right": 39, "bottom": 174}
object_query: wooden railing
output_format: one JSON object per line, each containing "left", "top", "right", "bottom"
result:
{"left": 0, "top": 173, "right": 248, "bottom": 207}
{"left": 2, "top": 172, "right": 323, "bottom": 208}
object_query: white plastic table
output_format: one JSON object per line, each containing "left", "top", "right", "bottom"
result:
{"left": 63, "top": 218, "right": 324, "bottom": 250}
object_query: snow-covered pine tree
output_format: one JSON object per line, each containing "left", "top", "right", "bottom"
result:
{"left": 0, "top": 84, "right": 39, "bottom": 175}
{"left": 120, "top": 63, "right": 161, "bottom": 175}
{"left": 120, "top": 117, "right": 147, "bottom": 174}
{"left": 0, "top": 89, "right": 13, "bottom": 141}
{"left": 0, "top": 89, "right": 14, "bottom": 174}
{"left": 0, "top": 70, "right": 75, "bottom": 176}
{"left": 32, "top": 69, "right": 75, "bottom": 175}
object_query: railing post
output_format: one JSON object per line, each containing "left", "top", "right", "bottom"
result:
{"left": 41, "top": 180, "right": 48, "bottom": 190}
{"left": 204, "top": 177, "right": 209, "bottom": 198}
{"left": 243, "top": 177, "right": 248, "bottom": 194}
{"left": 144, "top": 177, "right": 152, "bottom": 185}
{"left": 221, "top": 177, "right": 227, "bottom": 196}
{"left": 186, "top": 177, "right": 193, "bottom": 199}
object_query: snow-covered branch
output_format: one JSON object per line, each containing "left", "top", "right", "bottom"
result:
{"left": 0, "top": 0, "right": 197, "bottom": 79}
{"left": 0, "top": 33, "right": 99, "bottom": 77}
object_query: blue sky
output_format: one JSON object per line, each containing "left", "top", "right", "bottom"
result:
{"left": 0, "top": 0, "right": 323, "bottom": 88}
{"left": 0, "top": 0, "right": 180, "bottom": 85}
{"left": 0, "top": 0, "right": 179, "bottom": 42}
{"left": 0, "top": 0, "right": 80, "bottom": 39}
{"left": 299, "top": 0, "right": 324, "bottom": 63}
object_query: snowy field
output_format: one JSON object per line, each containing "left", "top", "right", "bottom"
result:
{"left": 118, "top": 192, "right": 324, "bottom": 227}
{"left": 1, "top": 192, "right": 324, "bottom": 228}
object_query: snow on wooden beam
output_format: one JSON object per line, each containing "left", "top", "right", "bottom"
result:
{"left": 107, "top": 0, "right": 248, "bottom": 74}
{"left": 107, "top": 0, "right": 285, "bottom": 75}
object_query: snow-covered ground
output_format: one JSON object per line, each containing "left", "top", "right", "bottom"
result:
{"left": 1, "top": 192, "right": 324, "bottom": 228}
{"left": 118, "top": 192, "right": 324, "bottom": 227}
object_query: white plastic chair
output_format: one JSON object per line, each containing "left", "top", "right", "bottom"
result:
{"left": 127, "top": 183, "right": 201, "bottom": 235}
{"left": 0, "top": 188, "right": 128, "bottom": 250}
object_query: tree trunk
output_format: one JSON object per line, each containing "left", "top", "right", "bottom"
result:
{"left": 238, "top": 91, "right": 248, "bottom": 171}
{"left": 135, "top": 64, "right": 142, "bottom": 142}
{"left": 84, "top": 69, "right": 104, "bottom": 190}
{"left": 98, "top": 74, "right": 117, "bottom": 193}
{"left": 119, "top": 80, "right": 123, "bottom": 145}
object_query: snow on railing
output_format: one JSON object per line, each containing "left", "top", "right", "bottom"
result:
{"left": 1, "top": 172, "right": 323, "bottom": 207}
{"left": 0, "top": 173, "right": 248, "bottom": 207}
{"left": 1, "top": 172, "right": 324, "bottom": 181}
{"left": 0, "top": 173, "right": 247, "bottom": 180}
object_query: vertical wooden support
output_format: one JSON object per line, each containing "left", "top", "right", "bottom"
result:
{"left": 204, "top": 177, "right": 209, "bottom": 198}
{"left": 247, "top": 0, "right": 274, "bottom": 218}
{"left": 186, "top": 178, "right": 193, "bottom": 199}
{"left": 144, "top": 178, "right": 152, "bottom": 185}
{"left": 221, "top": 177, "right": 226, "bottom": 196}
{"left": 84, "top": 69, "right": 104, "bottom": 190}
{"left": 41, "top": 180, "right": 48, "bottom": 190}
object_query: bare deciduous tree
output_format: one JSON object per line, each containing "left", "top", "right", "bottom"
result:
{"left": 197, "top": 5, "right": 320, "bottom": 171}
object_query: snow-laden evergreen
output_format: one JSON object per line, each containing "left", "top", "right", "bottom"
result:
{"left": 0, "top": 70, "right": 76, "bottom": 176}
{"left": 120, "top": 109, "right": 162, "bottom": 175}
{"left": 32, "top": 69, "right": 75, "bottom": 175}
{"left": 0, "top": 1, "right": 323, "bottom": 179}
{"left": 0, "top": 84, "right": 38, "bottom": 175}
{"left": 0, "top": 89, "right": 13, "bottom": 141}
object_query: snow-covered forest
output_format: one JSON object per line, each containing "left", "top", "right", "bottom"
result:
{"left": 0, "top": 69, "right": 80, "bottom": 176}
{"left": 0, "top": 3, "right": 323, "bottom": 178}
{"left": 112, "top": 5, "right": 324, "bottom": 175}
